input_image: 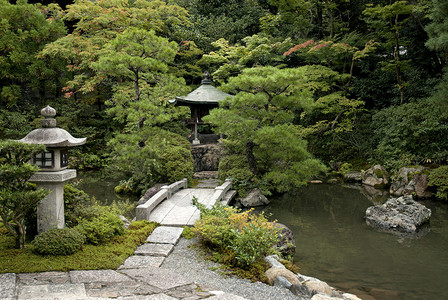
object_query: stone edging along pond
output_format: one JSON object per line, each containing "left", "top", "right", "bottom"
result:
{"left": 263, "top": 255, "right": 362, "bottom": 300}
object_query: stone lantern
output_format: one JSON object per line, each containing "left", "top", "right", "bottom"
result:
{"left": 18, "top": 106, "right": 86, "bottom": 233}
{"left": 169, "top": 72, "right": 233, "bottom": 145}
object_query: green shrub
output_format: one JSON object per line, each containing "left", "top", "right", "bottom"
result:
{"left": 192, "top": 201, "right": 280, "bottom": 270}
{"left": 428, "top": 166, "right": 448, "bottom": 200}
{"left": 0, "top": 220, "right": 158, "bottom": 273}
{"left": 372, "top": 99, "right": 448, "bottom": 170}
{"left": 75, "top": 206, "right": 125, "bottom": 245}
{"left": 182, "top": 226, "right": 195, "bottom": 239}
{"left": 64, "top": 184, "right": 92, "bottom": 227}
{"left": 31, "top": 228, "right": 86, "bottom": 256}
{"left": 107, "top": 127, "right": 193, "bottom": 194}
{"left": 217, "top": 154, "right": 256, "bottom": 196}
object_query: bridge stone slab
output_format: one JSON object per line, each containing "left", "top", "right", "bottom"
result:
{"left": 147, "top": 226, "right": 183, "bottom": 245}
{"left": 119, "top": 256, "right": 165, "bottom": 269}
{"left": 135, "top": 243, "right": 174, "bottom": 257}
{"left": 18, "top": 283, "right": 86, "bottom": 300}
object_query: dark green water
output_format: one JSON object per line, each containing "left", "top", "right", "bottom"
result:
{"left": 74, "top": 171, "right": 139, "bottom": 219}
{"left": 264, "top": 184, "right": 448, "bottom": 300}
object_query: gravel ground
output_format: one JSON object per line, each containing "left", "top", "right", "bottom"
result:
{"left": 161, "top": 237, "right": 301, "bottom": 300}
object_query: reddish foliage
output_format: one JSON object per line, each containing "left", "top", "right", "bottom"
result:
{"left": 283, "top": 40, "right": 315, "bottom": 56}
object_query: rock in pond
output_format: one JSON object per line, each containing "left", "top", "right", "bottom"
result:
{"left": 389, "top": 166, "right": 433, "bottom": 198}
{"left": 344, "top": 171, "right": 362, "bottom": 183}
{"left": 238, "top": 188, "right": 270, "bottom": 207}
{"left": 362, "top": 165, "right": 390, "bottom": 188}
{"left": 272, "top": 223, "right": 296, "bottom": 257}
{"left": 365, "top": 195, "right": 431, "bottom": 235}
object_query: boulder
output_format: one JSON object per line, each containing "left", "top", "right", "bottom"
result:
{"left": 273, "top": 276, "right": 292, "bottom": 289}
{"left": 311, "top": 294, "right": 334, "bottom": 300}
{"left": 365, "top": 195, "right": 431, "bottom": 234}
{"left": 304, "top": 280, "right": 333, "bottom": 295}
{"left": 265, "top": 267, "right": 300, "bottom": 285}
{"left": 362, "top": 165, "right": 389, "bottom": 188}
{"left": 272, "top": 223, "right": 296, "bottom": 257}
{"left": 297, "top": 275, "right": 333, "bottom": 295}
{"left": 289, "top": 284, "right": 313, "bottom": 299}
{"left": 136, "top": 183, "right": 164, "bottom": 206}
{"left": 342, "top": 293, "right": 363, "bottom": 300}
{"left": 239, "top": 188, "right": 270, "bottom": 207}
{"left": 344, "top": 171, "right": 362, "bottom": 183}
{"left": 264, "top": 255, "right": 285, "bottom": 269}
{"left": 390, "top": 166, "right": 433, "bottom": 198}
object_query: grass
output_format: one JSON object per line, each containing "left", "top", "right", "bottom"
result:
{"left": 0, "top": 221, "right": 157, "bottom": 274}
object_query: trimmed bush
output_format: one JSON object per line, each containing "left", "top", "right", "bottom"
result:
{"left": 31, "top": 227, "right": 86, "bottom": 256}
{"left": 75, "top": 206, "right": 125, "bottom": 245}
{"left": 429, "top": 166, "right": 448, "bottom": 200}
{"left": 192, "top": 200, "right": 280, "bottom": 269}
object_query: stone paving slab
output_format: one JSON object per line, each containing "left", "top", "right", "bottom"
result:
{"left": 0, "top": 273, "right": 16, "bottom": 300}
{"left": 18, "top": 283, "right": 86, "bottom": 300}
{"left": 135, "top": 243, "right": 174, "bottom": 256}
{"left": 120, "top": 267, "right": 193, "bottom": 290}
{"left": 18, "top": 271, "right": 69, "bottom": 285}
{"left": 146, "top": 294, "right": 178, "bottom": 300}
{"left": 119, "top": 256, "right": 165, "bottom": 269}
{"left": 148, "top": 189, "right": 215, "bottom": 226}
{"left": 70, "top": 269, "right": 133, "bottom": 284}
{"left": 147, "top": 226, "right": 184, "bottom": 244}
{"left": 85, "top": 281, "right": 159, "bottom": 298}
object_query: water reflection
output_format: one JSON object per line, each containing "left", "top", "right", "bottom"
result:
{"left": 264, "top": 184, "right": 448, "bottom": 300}
{"left": 73, "top": 171, "right": 139, "bottom": 219}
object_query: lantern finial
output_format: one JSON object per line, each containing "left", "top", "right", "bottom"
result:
{"left": 41, "top": 105, "right": 57, "bottom": 128}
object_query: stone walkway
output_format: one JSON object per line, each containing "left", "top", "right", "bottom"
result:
{"left": 148, "top": 189, "right": 216, "bottom": 226}
{"left": 0, "top": 226, "right": 248, "bottom": 300}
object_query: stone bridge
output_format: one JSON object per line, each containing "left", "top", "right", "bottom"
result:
{"left": 135, "top": 179, "right": 236, "bottom": 226}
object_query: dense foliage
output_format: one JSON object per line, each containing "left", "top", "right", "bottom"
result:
{"left": 192, "top": 199, "right": 280, "bottom": 280}
{"left": 31, "top": 227, "right": 86, "bottom": 256}
{"left": 0, "top": 140, "right": 49, "bottom": 249}
{"left": 0, "top": 220, "right": 157, "bottom": 273}
{"left": 1, "top": 0, "right": 448, "bottom": 195}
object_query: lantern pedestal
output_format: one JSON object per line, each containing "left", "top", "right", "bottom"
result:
{"left": 29, "top": 169, "right": 77, "bottom": 233}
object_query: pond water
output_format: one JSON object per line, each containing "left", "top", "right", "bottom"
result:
{"left": 74, "top": 171, "right": 140, "bottom": 219}
{"left": 264, "top": 183, "right": 448, "bottom": 300}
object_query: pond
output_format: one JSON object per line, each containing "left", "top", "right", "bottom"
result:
{"left": 74, "top": 171, "right": 140, "bottom": 220}
{"left": 264, "top": 183, "right": 448, "bottom": 300}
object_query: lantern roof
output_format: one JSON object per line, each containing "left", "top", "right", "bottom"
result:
{"left": 169, "top": 72, "right": 233, "bottom": 106}
{"left": 18, "top": 106, "right": 86, "bottom": 148}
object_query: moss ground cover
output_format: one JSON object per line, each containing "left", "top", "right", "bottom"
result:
{"left": 0, "top": 221, "right": 157, "bottom": 274}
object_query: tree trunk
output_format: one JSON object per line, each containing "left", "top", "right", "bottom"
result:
{"left": 246, "top": 141, "right": 257, "bottom": 175}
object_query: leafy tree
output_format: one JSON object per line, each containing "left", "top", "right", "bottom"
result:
{"left": 425, "top": 0, "right": 448, "bottom": 61}
{"left": 204, "top": 66, "right": 327, "bottom": 193}
{"left": 41, "top": 0, "right": 189, "bottom": 101}
{"left": 172, "top": 0, "right": 266, "bottom": 52}
{"left": 0, "top": 140, "right": 49, "bottom": 249}
{"left": 371, "top": 98, "right": 448, "bottom": 170}
{"left": 108, "top": 128, "right": 193, "bottom": 193}
{"left": 93, "top": 28, "right": 188, "bottom": 130}
{"left": 0, "top": 0, "right": 66, "bottom": 107}
{"left": 199, "top": 35, "right": 292, "bottom": 82}
{"left": 363, "top": 1, "right": 414, "bottom": 104}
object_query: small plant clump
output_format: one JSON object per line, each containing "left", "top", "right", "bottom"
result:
{"left": 192, "top": 198, "right": 281, "bottom": 281}
{"left": 75, "top": 206, "right": 125, "bottom": 245}
{"left": 428, "top": 166, "right": 448, "bottom": 200}
{"left": 31, "top": 227, "right": 86, "bottom": 256}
